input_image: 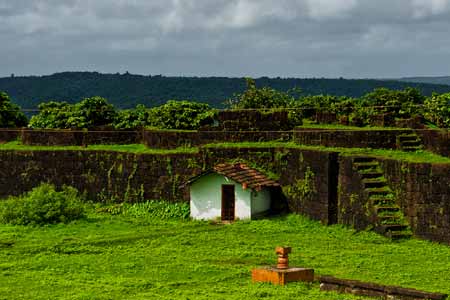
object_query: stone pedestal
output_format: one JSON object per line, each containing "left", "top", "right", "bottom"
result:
{"left": 252, "top": 246, "right": 314, "bottom": 285}
{"left": 252, "top": 267, "right": 314, "bottom": 285}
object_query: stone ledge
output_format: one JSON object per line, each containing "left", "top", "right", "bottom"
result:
{"left": 319, "top": 275, "right": 447, "bottom": 300}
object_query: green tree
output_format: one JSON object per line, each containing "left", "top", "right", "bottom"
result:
{"left": 29, "top": 97, "right": 117, "bottom": 129}
{"left": 29, "top": 101, "right": 74, "bottom": 129}
{"left": 147, "top": 100, "right": 215, "bottom": 130}
{"left": 74, "top": 96, "right": 117, "bottom": 128}
{"left": 228, "top": 78, "right": 297, "bottom": 109}
{"left": 0, "top": 92, "right": 28, "bottom": 127}
{"left": 113, "top": 104, "right": 149, "bottom": 129}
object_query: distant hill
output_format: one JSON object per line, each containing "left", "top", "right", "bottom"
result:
{"left": 2, "top": 72, "right": 450, "bottom": 109}
{"left": 397, "top": 76, "right": 450, "bottom": 86}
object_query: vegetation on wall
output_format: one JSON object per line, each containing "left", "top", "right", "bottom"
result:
{"left": 282, "top": 167, "right": 316, "bottom": 212}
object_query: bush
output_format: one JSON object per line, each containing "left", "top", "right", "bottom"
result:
{"left": 0, "top": 183, "right": 85, "bottom": 225}
{"left": 125, "top": 201, "right": 190, "bottom": 220}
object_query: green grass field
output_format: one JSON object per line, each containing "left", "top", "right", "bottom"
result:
{"left": 1, "top": 211, "right": 450, "bottom": 300}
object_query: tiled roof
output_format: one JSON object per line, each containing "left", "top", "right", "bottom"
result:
{"left": 213, "top": 163, "right": 279, "bottom": 191}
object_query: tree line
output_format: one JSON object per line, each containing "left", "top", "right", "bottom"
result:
{"left": 2, "top": 72, "right": 450, "bottom": 109}
{"left": 0, "top": 78, "right": 449, "bottom": 130}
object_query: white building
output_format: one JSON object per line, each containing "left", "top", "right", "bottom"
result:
{"left": 186, "top": 163, "right": 279, "bottom": 221}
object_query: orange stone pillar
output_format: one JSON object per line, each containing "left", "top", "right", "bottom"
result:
{"left": 251, "top": 246, "right": 314, "bottom": 285}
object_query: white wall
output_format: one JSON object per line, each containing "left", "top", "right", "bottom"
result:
{"left": 251, "top": 188, "right": 271, "bottom": 216}
{"left": 190, "top": 173, "right": 252, "bottom": 220}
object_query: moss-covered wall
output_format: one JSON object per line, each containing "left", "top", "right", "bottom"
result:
{"left": 337, "top": 156, "right": 373, "bottom": 230}
{"left": 0, "top": 129, "right": 20, "bottom": 143}
{"left": 0, "top": 147, "right": 336, "bottom": 224}
{"left": 143, "top": 130, "right": 292, "bottom": 149}
{"left": 381, "top": 159, "right": 450, "bottom": 243}
{"left": 294, "top": 128, "right": 412, "bottom": 150}
{"left": 21, "top": 129, "right": 142, "bottom": 146}
{"left": 338, "top": 155, "right": 450, "bottom": 243}
{"left": 416, "top": 129, "right": 449, "bottom": 157}
{"left": 0, "top": 150, "right": 202, "bottom": 203}
{"left": 1, "top": 146, "right": 449, "bottom": 244}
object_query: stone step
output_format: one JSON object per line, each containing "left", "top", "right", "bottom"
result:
{"left": 353, "top": 157, "right": 377, "bottom": 163}
{"left": 354, "top": 162, "right": 380, "bottom": 171}
{"left": 398, "top": 134, "right": 419, "bottom": 142}
{"left": 362, "top": 178, "right": 387, "bottom": 189}
{"left": 377, "top": 215, "right": 401, "bottom": 224}
{"left": 375, "top": 206, "right": 400, "bottom": 214}
{"left": 366, "top": 187, "right": 392, "bottom": 198}
{"left": 375, "top": 224, "right": 409, "bottom": 234}
{"left": 388, "top": 231, "right": 412, "bottom": 240}
{"left": 401, "top": 145, "right": 422, "bottom": 152}
{"left": 401, "top": 140, "right": 422, "bottom": 147}
{"left": 371, "top": 197, "right": 396, "bottom": 206}
{"left": 359, "top": 171, "right": 384, "bottom": 179}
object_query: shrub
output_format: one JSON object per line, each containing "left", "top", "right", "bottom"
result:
{"left": 0, "top": 183, "right": 85, "bottom": 226}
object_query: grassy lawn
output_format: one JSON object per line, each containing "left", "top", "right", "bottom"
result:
{"left": 1, "top": 212, "right": 450, "bottom": 300}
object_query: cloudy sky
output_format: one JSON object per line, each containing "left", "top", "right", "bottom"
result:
{"left": 1, "top": 0, "right": 450, "bottom": 78}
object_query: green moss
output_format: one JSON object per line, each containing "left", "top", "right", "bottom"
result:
{"left": 282, "top": 167, "right": 316, "bottom": 211}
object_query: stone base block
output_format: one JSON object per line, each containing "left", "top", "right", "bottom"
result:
{"left": 252, "top": 267, "right": 314, "bottom": 285}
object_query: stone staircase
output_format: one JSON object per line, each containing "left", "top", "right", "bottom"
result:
{"left": 397, "top": 133, "right": 423, "bottom": 152}
{"left": 353, "top": 157, "right": 411, "bottom": 239}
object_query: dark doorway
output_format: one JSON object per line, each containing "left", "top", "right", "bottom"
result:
{"left": 328, "top": 153, "right": 339, "bottom": 225}
{"left": 221, "top": 185, "right": 235, "bottom": 221}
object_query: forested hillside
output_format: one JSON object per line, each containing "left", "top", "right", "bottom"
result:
{"left": 397, "top": 76, "right": 450, "bottom": 86}
{"left": 2, "top": 72, "right": 450, "bottom": 109}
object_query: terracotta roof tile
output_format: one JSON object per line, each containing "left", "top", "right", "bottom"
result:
{"left": 213, "top": 163, "right": 279, "bottom": 190}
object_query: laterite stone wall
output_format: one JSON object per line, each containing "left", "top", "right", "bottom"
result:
{"left": 0, "top": 150, "right": 201, "bottom": 203}
{"left": 337, "top": 156, "right": 373, "bottom": 230}
{"left": 381, "top": 159, "right": 450, "bottom": 243}
{"left": 143, "top": 130, "right": 293, "bottom": 149}
{"left": 416, "top": 129, "right": 450, "bottom": 157}
{"left": 0, "top": 129, "right": 20, "bottom": 143}
{"left": 338, "top": 155, "right": 450, "bottom": 243}
{"left": 20, "top": 129, "right": 142, "bottom": 146}
{"left": 0, "top": 147, "right": 337, "bottom": 225}
{"left": 294, "top": 128, "right": 411, "bottom": 150}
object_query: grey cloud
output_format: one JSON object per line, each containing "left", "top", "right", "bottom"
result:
{"left": 1, "top": 0, "right": 450, "bottom": 78}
